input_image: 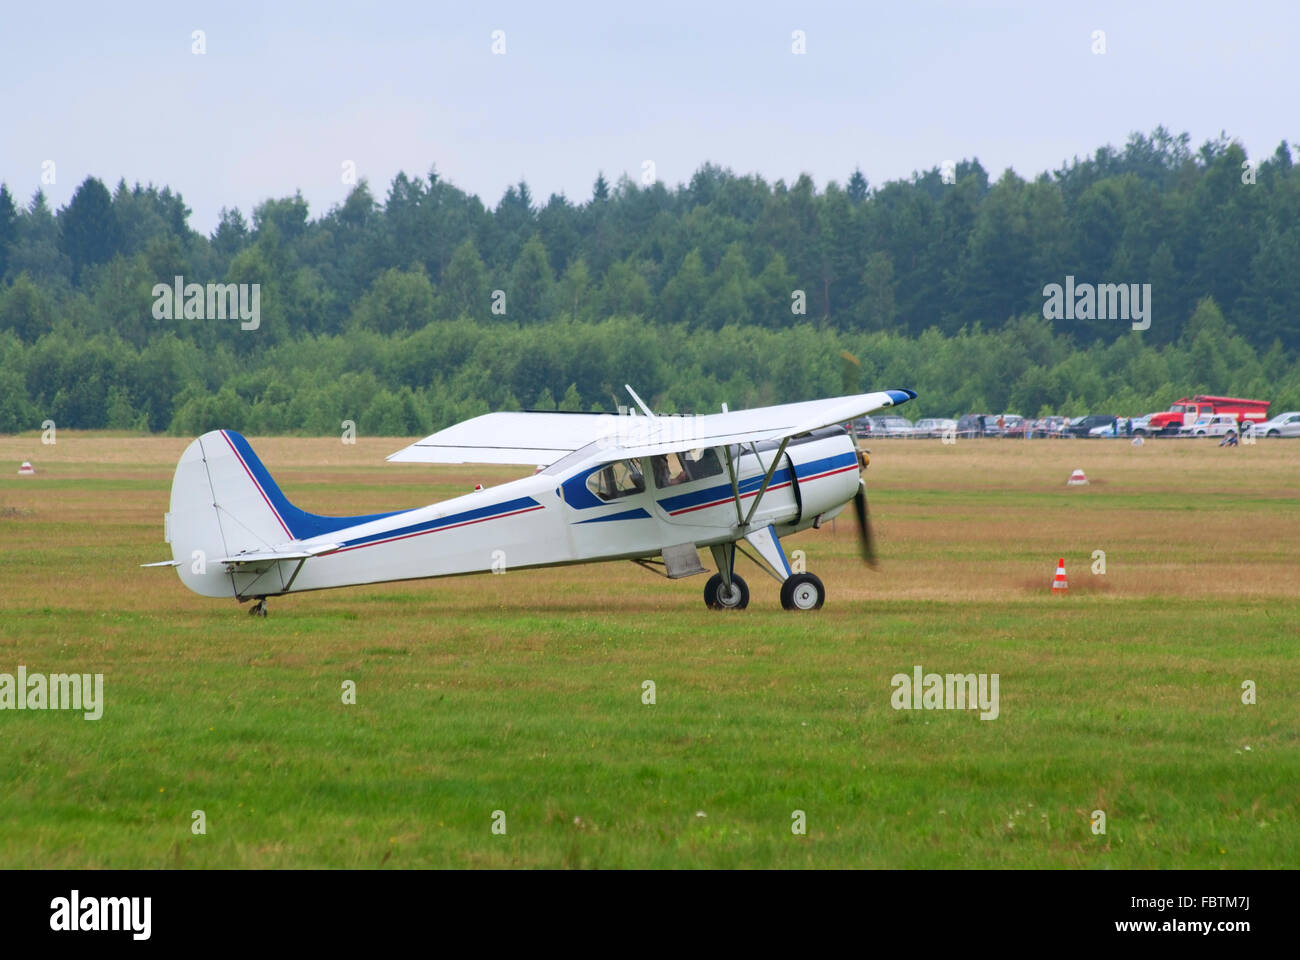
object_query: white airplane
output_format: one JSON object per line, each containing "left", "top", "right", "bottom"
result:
{"left": 145, "top": 386, "right": 916, "bottom": 614}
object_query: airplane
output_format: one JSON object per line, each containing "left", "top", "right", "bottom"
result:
{"left": 144, "top": 386, "right": 917, "bottom": 615}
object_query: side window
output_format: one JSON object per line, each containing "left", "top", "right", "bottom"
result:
{"left": 651, "top": 448, "right": 724, "bottom": 487}
{"left": 586, "top": 459, "right": 646, "bottom": 502}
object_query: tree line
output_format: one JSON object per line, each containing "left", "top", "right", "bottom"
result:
{"left": 1, "top": 126, "right": 1297, "bottom": 434}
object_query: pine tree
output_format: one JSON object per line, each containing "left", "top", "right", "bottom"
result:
{"left": 58, "top": 177, "right": 121, "bottom": 279}
{"left": 0, "top": 184, "right": 17, "bottom": 280}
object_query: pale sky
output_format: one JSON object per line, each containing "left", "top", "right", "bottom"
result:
{"left": 3, "top": 0, "right": 1295, "bottom": 233}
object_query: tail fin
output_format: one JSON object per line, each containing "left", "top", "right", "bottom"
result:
{"left": 165, "top": 430, "right": 400, "bottom": 598}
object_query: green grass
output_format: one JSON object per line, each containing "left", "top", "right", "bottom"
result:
{"left": 0, "top": 436, "right": 1296, "bottom": 867}
{"left": 2, "top": 596, "right": 1294, "bottom": 868}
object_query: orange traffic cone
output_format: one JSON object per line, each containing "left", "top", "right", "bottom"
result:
{"left": 1052, "top": 558, "right": 1069, "bottom": 594}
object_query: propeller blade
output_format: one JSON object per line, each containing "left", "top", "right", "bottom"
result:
{"left": 853, "top": 482, "right": 878, "bottom": 568}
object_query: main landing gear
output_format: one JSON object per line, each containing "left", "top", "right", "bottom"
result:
{"left": 247, "top": 597, "right": 268, "bottom": 617}
{"left": 703, "top": 572, "right": 750, "bottom": 610}
{"left": 779, "top": 572, "right": 825, "bottom": 611}
{"left": 701, "top": 538, "right": 827, "bottom": 612}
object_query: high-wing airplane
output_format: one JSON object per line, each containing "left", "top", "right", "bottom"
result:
{"left": 145, "top": 387, "right": 916, "bottom": 614}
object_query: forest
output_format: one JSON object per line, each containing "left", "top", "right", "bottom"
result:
{"left": 1, "top": 126, "right": 1298, "bottom": 435}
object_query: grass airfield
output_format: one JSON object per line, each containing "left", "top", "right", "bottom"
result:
{"left": 0, "top": 432, "right": 1296, "bottom": 868}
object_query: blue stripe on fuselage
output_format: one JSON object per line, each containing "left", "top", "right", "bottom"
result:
{"left": 574, "top": 507, "right": 652, "bottom": 524}
{"left": 332, "top": 496, "right": 542, "bottom": 549}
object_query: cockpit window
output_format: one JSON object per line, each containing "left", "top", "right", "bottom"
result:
{"left": 586, "top": 459, "right": 646, "bottom": 501}
{"left": 650, "top": 448, "right": 724, "bottom": 487}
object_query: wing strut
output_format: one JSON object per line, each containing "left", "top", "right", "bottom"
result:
{"left": 721, "top": 445, "right": 745, "bottom": 526}
{"left": 742, "top": 437, "right": 790, "bottom": 526}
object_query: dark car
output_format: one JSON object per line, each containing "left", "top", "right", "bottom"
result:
{"left": 957, "top": 413, "right": 993, "bottom": 437}
{"left": 1064, "top": 415, "right": 1117, "bottom": 438}
{"left": 999, "top": 414, "right": 1027, "bottom": 437}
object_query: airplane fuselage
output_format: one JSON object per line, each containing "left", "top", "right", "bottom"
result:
{"left": 179, "top": 427, "right": 861, "bottom": 600}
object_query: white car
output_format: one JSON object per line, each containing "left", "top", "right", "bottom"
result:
{"left": 910, "top": 418, "right": 956, "bottom": 438}
{"left": 871, "top": 415, "right": 914, "bottom": 438}
{"left": 1180, "top": 414, "right": 1241, "bottom": 437}
{"left": 1089, "top": 416, "right": 1144, "bottom": 437}
{"left": 1257, "top": 411, "right": 1300, "bottom": 438}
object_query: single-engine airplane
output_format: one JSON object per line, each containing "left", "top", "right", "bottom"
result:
{"left": 145, "top": 386, "right": 916, "bottom": 614}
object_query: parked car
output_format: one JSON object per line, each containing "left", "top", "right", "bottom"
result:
{"left": 1064, "top": 415, "right": 1117, "bottom": 438}
{"left": 956, "top": 413, "right": 994, "bottom": 437}
{"left": 1257, "top": 411, "right": 1300, "bottom": 437}
{"left": 1044, "top": 416, "right": 1071, "bottom": 437}
{"left": 851, "top": 417, "right": 873, "bottom": 438}
{"left": 1180, "top": 413, "right": 1242, "bottom": 437}
{"left": 1128, "top": 414, "right": 1152, "bottom": 434}
{"left": 871, "top": 415, "right": 913, "bottom": 438}
{"left": 911, "top": 417, "right": 957, "bottom": 438}
{"left": 1026, "top": 416, "right": 1067, "bottom": 437}
{"left": 999, "top": 414, "right": 1028, "bottom": 437}
{"left": 1088, "top": 420, "right": 1128, "bottom": 437}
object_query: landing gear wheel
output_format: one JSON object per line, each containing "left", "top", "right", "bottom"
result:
{"left": 248, "top": 598, "right": 268, "bottom": 617}
{"left": 780, "top": 573, "right": 825, "bottom": 611}
{"left": 704, "top": 573, "right": 749, "bottom": 610}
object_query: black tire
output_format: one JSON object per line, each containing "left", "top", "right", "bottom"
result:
{"left": 1267, "top": 429, "right": 1280, "bottom": 437}
{"left": 780, "top": 572, "right": 826, "bottom": 611}
{"left": 703, "top": 573, "right": 749, "bottom": 610}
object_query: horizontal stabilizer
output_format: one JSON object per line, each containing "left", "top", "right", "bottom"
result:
{"left": 213, "top": 545, "right": 337, "bottom": 566}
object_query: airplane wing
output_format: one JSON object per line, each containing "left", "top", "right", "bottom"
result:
{"left": 387, "top": 412, "right": 613, "bottom": 465}
{"left": 387, "top": 390, "right": 915, "bottom": 466}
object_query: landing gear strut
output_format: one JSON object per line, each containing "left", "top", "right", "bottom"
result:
{"left": 247, "top": 597, "right": 268, "bottom": 617}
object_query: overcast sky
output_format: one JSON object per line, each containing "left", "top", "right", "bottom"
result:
{"left": 4, "top": 0, "right": 1294, "bottom": 233}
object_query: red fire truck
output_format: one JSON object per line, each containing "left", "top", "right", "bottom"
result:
{"left": 1144, "top": 395, "right": 1271, "bottom": 435}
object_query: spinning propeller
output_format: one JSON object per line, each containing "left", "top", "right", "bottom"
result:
{"left": 849, "top": 430, "right": 879, "bottom": 568}
{"left": 852, "top": 482, "right": 878, "bottom": 568}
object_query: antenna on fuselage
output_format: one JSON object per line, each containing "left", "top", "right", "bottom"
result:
{"left": 624, "top": 384, "right": 656, "bottom": 420}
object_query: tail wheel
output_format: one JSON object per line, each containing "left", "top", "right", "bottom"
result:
{"left": 780, "top": 573, "right": 825, "bottom": 611}
{"left": 704, "top": 573, "right": 749, "bottom": 610}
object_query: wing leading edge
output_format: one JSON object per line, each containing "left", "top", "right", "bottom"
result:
{"left": 387, "top": 390, "right": 916, "bottom": 466}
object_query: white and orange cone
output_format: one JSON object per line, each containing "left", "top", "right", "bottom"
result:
{"left": 1052, "top": 558, "right": 1069, "bottom": 594}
